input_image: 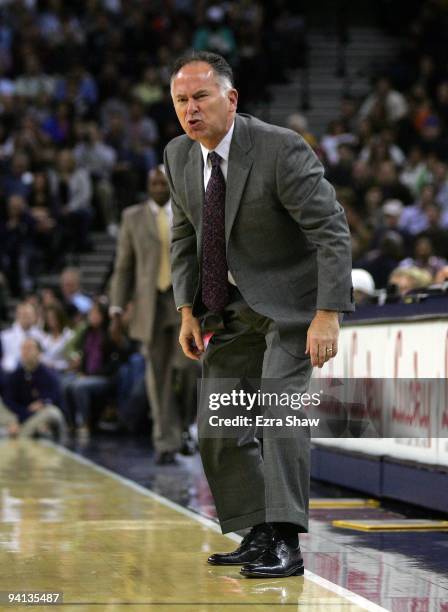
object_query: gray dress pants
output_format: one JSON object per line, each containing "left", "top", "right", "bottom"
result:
{"left": 199, "top": 287, "right": 313, "bottom": 534}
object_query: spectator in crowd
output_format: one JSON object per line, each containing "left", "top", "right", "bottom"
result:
{"left": 418, "top": 203, "right": 448, "bottom": 258}
{"left": 400, "top": 183, "right": 447, "bottom": 235}
{"left": 109, "top": 166, "right": 198, "bottom": 464}
{"left": 49, "top": 149, "right": 93, "bottom": 252}
{"left": 320, "top": 120, "right": 357, "bottom": 165}
{"left": 359, "top": 76, "right": 408, "bottom": 123}
{"left": 400, "top": 145, "right": 431, "bottom": 196}
{"left": 0, "top": 194, "right": 35, "bottom": 296}
{"left": 133, "top": 66, "right": 164, "bottom": 108}
{"left": 1, "top": 152, "right": 33, "bottom": 199}
{"left": 351, "top": 269, "right": 376, "bottom": 305}
{"left": 0, "top": 1, "right": 293, "bottom": 297}
{"left": 64, "top": 298, "right": 132, "bottom": 438}
{"left": 41, "top": 304, "right": 74, "bottom": 373}
{"left": 59, "top": 267, "right": 92, "bottom": 317}
{"left": 389, "top": 266, "right": 432, "bottom": 297}
{"left": 193, "top": 5, "right": 237, "bottom": 63}
{"left": 399, "top": 236, "right": 447, "bottom": 277}
{"left": 73, "top": 121, "right": 117, "bottom": 234}
{"left": 286, "top": 113, "right": 319, "bottom": 150}
{"left": 356, "top": 231, "right": 404, "bottom": 290}
{"left": 3, "top": 337, "right": 67, "bottom": 442}
{"left": 0, "top": 302, "right": 45, "bottom": 373}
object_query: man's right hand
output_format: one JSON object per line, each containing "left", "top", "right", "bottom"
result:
{"left": 179, "top": 307, "right": 204, "bottom": 360}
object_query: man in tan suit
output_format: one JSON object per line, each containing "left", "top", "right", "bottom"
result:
{"left": 109, "top": 166, "right": 193, "bottom": 464}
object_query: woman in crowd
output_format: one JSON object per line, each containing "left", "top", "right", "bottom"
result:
{"left": 64, "top": 298, "right": 132, "bottom": 438}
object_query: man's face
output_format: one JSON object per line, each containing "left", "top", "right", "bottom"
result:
{"left": 61, "top": 272, "right": 79, "bottom": 297}
{"left": 148, "top": 170, "right": 170, "bottom": 206}
{"left": 21, "top": 339, "right": 40, "bottom": 370}
{"left": 171, "top": 61, "right": 238, "bottom": 149}
{"left": 17, "top": 305, "right": 36, "bottom": 330}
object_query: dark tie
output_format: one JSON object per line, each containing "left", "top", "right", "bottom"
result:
{"left": 202, "top": 151, "right": 229, "bottom": 312}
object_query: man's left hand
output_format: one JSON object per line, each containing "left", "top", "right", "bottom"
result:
{"left": 306, "top": 310, "right": 339, "bottom": 368}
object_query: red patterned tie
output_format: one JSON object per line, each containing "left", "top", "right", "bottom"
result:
{"left": 202, "top": 151, "right": 229, "bottom": 312}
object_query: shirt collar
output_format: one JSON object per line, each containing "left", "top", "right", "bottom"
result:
{"left": 200, "top": 120, "right": 235, "bottom": 168}
{"left": 148, "top": 198, "right": 171, "bottom": 216}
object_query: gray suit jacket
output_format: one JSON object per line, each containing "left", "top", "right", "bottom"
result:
{"left": 109, "top": 201, "right": 177, "bottom": 344}
{"left": 164, "top": 113, "right": 354, "bottom": 356}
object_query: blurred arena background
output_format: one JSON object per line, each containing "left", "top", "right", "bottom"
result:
{"left": 0, "top": 1, "right": 447, "bottom": 610}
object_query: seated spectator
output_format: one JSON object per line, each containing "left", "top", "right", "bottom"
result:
{"left": 28, "top": 171, "right": 60, "bottom": 271}
{"left": 376, "top": 160, "right": 413, "bottom": 204}
{"left": 400, "top": 184, "right": 448, "bottom": 235}
{"left": 389, "top": 267, "right": 432, "bottom": 297}
{"left": 133, "top": 66, "right": 163, "bottom": 107}
{"left": 352, "top": 269, "right": 376, "bottom": 305}
{"left": 73, "top": 121, "right": 117, "bottom": 234}
{"left": 431, "top": 159, "right": 448, "bottom": 211}
{"left": 0, "top": 194, "right": 35, "bottom": 296}
{"left": 286, "top": 113, "right": 319, "bottom": 150}
{"left": 358, "top": 76, "right": 408, "bottom": 123}
{"left": 370, "top": 200, "right": 412, "bottom": 253}
{"left": 399, "top": 145, "right": 430, "bottom": 197}
{"left": 356, "top": 230, "right": 404, "bottom": 289}
{"left": 0, "top": 152, "right": 33, "bottom": 200}
{"left": 417, "top": 203, "right": 448, "bottom": 258}
{"left": 0, "top": 302, "right": 45, "bottom": 373}
{"left": 193, "top": 5, "right": 237, "bottom": 63}
{"left": 41, "top": 101, "right": 74, "bottom": 145}
{"left": 64, "top": 298, "right": 132, "bottom": 438}
{"left": 14, "top": 55, "right": 55, "bottom": 99}
{"left": 326, "top": 143, "right": 356, "bottom": 187}
{"left": 59, "top": 266, "right": 92, "bottom": 318}
{"left": 320, "top": 120, "right": 357, "bottom": 165}
{"left": 399, "top": 236, "right": 447, "bottom": 277}
{"left": 3, "top": 337, "right": 67, "bottom": 442}
{"left": 49, "top": 149, "right": 93, "bottom": 252}
{"left": 41, "top": 304, "right": 74, "bottom": 373}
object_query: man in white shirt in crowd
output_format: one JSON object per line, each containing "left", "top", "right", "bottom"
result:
{"left": 1, "top": 302, "right": 46, "bottom": 373}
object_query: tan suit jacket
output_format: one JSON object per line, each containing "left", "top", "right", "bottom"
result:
{"left": 109, "top": 200, "right": 175, "bottom": 344}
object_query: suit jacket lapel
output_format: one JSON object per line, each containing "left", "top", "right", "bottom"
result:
{"left": 184, "top": 143, "right": 204, "bottom": 248}
{"left": 182, "top": 114, "right": 253, "bottom": 250}
{"left": 225, "top": 114, "right": 253, "bottom": 246}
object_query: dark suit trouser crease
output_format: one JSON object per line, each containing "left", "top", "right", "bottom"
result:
{"left": 199, "top": 289, "right": 312, "bottom": 534}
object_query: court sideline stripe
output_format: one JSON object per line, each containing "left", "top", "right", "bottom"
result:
{"left": 43, "top": 441, "right": 389, "bottom": 612}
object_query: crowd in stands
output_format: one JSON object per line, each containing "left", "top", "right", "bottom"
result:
{"left": 287, "top": 0, "right": 448, "bottom": 303}
{"left": 0, "top": 265, "right": 149, "bottom": 441}
{"left": 1, "top": 0, "right": 447, "bottom": 440}
{"left": 0, "top": 0, "right": 305, "bottom": 443}
{"left": 0, "top": 0, "right": 304, "bottom": 299}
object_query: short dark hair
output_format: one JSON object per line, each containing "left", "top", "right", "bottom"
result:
{"left": 171, "top": 51, "right": 234, "bottom": 88}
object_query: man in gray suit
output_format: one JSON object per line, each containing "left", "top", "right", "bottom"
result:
{"left": 109, "top": 167, "right": 195, "bottom": 465}
{"left": 164, "top": 51, "right": 354, "bottom": 577}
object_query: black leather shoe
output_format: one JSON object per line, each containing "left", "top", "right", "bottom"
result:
{"left": 155, "top": 451, "right": 178, "bottom": 465}
{"left": 208, "top": 524, "right": 273, "bottom": 566}
{"left": 240, "top": 536, "right": 304, "bottom": 578}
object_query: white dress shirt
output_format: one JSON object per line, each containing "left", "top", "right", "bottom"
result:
{"left": 199, "top": 121, "right": 236, "bottom": 286}
{"left": 149, "top": 198, "right": 173, "bottom": 229}
{"left": 1, "top": 324, "right": 46, "bottom": 373}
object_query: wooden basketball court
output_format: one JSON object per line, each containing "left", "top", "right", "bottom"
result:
{"left": 0, "top": 440, "right": 386, "bottom": 610}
